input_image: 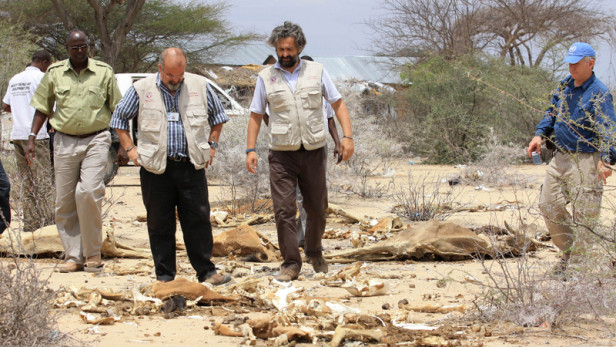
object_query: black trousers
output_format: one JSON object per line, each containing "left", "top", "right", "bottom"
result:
{"left": 0, "top": 159, "right": 10, "bottom": 234}
{"left": 140, "top": 160, "right": 215, "bottom": 282}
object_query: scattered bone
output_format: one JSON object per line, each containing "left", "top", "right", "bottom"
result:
{"left": 401, "top": 303, "right": 467, "bottom": 314}
{"left": 213, "top": 323, "right": 243, "bottom": 337}
{"left": 272, "top": 326, "right": 310, "bottom": 341}
{"left": 364, "top": 216, "right": 403, "bottom": 233}
{"left": 210, "top": 210, "right": 229, "bottom": 226}
{"left": 79, "top": 311, "right": 120, "bottom": 325}
{"left": 330, "top": 326, "right": 383, "bottom": 347}
{"left": 342, "top": 278, "right": 390, "bottom": 297}
{"left": 272, "top": 284, "right": 303, "bottom": 311}
{"left": 392, "top": 319, "right": 439, "bottom": 330}
{"left": 321, "top": 262, "right": 363, "bottom": 287}
{"left": 327, "top": 203, "right": 360, "bottom": 223}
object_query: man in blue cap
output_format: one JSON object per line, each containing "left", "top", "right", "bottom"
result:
{"left": 527, "top": 42, "right": 616, "bottom": 274}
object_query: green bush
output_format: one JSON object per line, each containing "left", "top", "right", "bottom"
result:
{"left": 394, "top": 55, "right": 554, "bottom": 164}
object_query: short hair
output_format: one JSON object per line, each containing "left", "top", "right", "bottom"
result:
{"left": 158, "top": 48, "right": 187, "bottom": 68}
{"left": 32, "top": 50, "right": 51, "bottom": 63}
{"left": 267, "top": 21, "right": 306, "bottom": 51}
{"left": 582, "top": 56, "right": 596, "bottom": 62}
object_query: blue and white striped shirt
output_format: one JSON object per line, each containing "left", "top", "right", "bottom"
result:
{"left": 110, "top": 73, "right": 229, "bottom": 158}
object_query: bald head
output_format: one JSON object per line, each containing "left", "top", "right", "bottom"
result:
{"left": 66, "top": 29, "right": 89, "bottom": 66}
{"left": 159, "top": 47, "right": 187, "bottom": 69}
{"left": 158, "top": 47, "right": 187, "bottom": 92}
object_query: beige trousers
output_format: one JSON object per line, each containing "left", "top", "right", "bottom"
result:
{"left": 13, "top": 139, "right": 54, "bottom": 232}
{"left": 54, "top": 131, "right": 110, "bottom": 264}
{"left": 538, "top": 151, "right": 603, "bottom": 255}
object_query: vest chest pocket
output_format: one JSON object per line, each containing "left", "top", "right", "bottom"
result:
{"left": 268, "top": 91, "right": 289, "bottom": 113}
{"left": 140, "top": 110, "right": 163, "bottom": 131}
{"left": 301, "top": 90, "right": 321, "bottom": 110}
{"left": 271, "top": 122, "right": 291, "bottom": 147}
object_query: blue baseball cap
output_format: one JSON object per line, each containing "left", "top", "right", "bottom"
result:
{"left": 563, "top": 42, "right": 596, "bottom": 63}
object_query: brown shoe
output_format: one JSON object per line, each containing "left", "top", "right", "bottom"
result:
{"left": 56, "top": 262, "right": 84, "bottom": 273}
{"left": 85, "top": 254, "right": 103, "bottom": 273}
{"left": 203, "top": 273, "right": 231, "bottom": 286}
{"left": 308, "top": 255, "right": 328, "bottom": 273}
{"left": 275, "top": 267, "right": 299, "bottom": 282}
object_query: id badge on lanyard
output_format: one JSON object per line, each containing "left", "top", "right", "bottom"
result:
{"left": 167, "top": 107, "right": 179, "bottom": 122}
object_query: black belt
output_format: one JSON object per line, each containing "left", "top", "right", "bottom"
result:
{"left": 58, "top": 128, "right": 108, "bottom": 138}
{"left": 167, "top": 156, "right": 189, "bottom": 162}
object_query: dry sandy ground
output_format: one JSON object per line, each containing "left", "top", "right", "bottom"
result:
{"left": 4, "top": 161, "right": 616, "bottom": 346}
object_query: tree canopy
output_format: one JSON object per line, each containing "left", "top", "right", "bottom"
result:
{"left": 0, "top": 0, "right": 258, "bottom": 71}
{"left": 367, "top": 0, "right": 613, "bottom": 69}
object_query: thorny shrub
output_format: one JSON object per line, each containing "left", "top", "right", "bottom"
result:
{"left": 460, "top": 129, "right": 535, "bottom": 188}
{"left": 467, "top": 187, "right": 616, "bottom": 331}
{"left": 327, "top": 83, "right": 403, "bottom": 198}
{"left": 0, "top": 258, "right": 72, "bottom": 347}
{"left": 207, "top": 116, "right": 271, "bottom": 214}
{"left": 391, "top": 172, "right": 459, "bottom": 221}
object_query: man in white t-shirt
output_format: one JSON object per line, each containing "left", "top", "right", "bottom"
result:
{"left": 2, "top": 50, "right": 54, "bottom": 232}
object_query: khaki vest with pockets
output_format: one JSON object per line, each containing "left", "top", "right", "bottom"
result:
{"left": 260, "top": 60, "right": 326, "bottom": 151}
{"left": 133, "top": 73, "right": 211, "bottom": 174}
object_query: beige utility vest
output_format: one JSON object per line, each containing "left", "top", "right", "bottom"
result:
{"left": 260, "top": 61, "right": 326, "bottom": 151}
{"left": 133, "top": 73, "right": 211, "bottom": 174}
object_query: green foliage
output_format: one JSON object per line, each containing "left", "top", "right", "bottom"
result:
{"left": 396, "top": 55, "right": 554, "bottom": 164}
{"left": 0, "top": 20, "right": 38, "bottom": 97}
{"left": 0, "top": 0, "right": 257, "bottom": 71}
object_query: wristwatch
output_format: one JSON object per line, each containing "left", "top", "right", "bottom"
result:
{"left": 208, "top": 141, "right": 219, "bottom": 149}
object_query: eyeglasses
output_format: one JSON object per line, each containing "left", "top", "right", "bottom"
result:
{"left": 69, "top": 44, "right": 88, "bottom": 51}
{"left": 163, "top": 72, "right": 184, "bottom": 79}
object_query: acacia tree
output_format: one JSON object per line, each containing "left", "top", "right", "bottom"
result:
{"left": 367, "top": 0, "right": 613, "bottom": 68}
{"left": 0, "top": 0, "right": 257, "bottom": 71}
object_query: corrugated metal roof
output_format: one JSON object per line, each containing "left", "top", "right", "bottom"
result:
{"left": 213, "top": 42, "right": 413, "bottom": 84}
{"left": 213, "top": 42, "right": 275, "bottom": 66}
{"left": 311, "top": 56, "right": 412, "bottom": 84}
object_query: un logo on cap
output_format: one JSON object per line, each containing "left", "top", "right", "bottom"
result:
{"left": 569, "top": 46, "right": 577, "bottom": 53}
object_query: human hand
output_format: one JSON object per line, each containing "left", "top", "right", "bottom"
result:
{"left": 246, "top": 152, "right": 258, "bottom": 173}
{"left": 206, "top": 148, "right": 216, "bottom": 168}
{"left": 115, "top": 146, "right": 129, "bottom": 165}
{"left": 25, "top": 138, "right": 36, "bottom": 166}
{"left": 527, "top": 136, "right": 542, "bottom": 158}
{"left": 340, "top": 137, "right": 354, "bottom": 161}
{"left": 127, "top": 146, "right": 140, "bottom": 166}
{"left": 597, "top": 161, "right": 612, "bottom": 184}
{"left": 333, "top": 142, "right": 342, "bottom": 164}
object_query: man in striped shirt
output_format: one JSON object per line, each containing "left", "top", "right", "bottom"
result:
{"left": 110, "top": 48, "right": 231, "bottom": 285}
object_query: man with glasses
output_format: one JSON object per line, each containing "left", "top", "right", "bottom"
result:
{"left": 110, "top": 47, "right": 231, "bottom": 285}
{"left": 527, "top": 42, "right": 616, "bottom": 274}
{"left": 27, "top": 29, "right": 121, "bottom": 273}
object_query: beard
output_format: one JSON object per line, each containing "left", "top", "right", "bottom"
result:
{"left": 278, "top": 54, "right": 298, "bottom": 68}
{"left": 167, "top": 80, "right": 182, "bottom": 91}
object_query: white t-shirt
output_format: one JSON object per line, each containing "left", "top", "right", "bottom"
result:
{"left": 2, "top": 66, "right": 49, "bottom": 140}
